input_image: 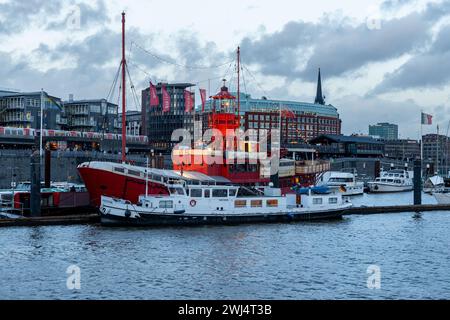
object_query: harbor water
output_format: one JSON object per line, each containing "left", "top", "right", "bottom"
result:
{"left": 0, "top": 192, "right": 449, "bottom": 300}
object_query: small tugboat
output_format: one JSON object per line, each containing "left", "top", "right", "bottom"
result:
{"left": 100, "top": 182, "right": 352, "bottom": 227}
{"left": 367, "top": 169, "right": 413, "bottom": 193}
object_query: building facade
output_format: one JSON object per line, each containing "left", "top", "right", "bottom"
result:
{"left": 141, "top": 83, "right": 195, "bottom": 152}
{"left": 201, "top": 70, "right": 341, "bottom": 144}
{"left": 63, "top": 98, "right": 119, "bottom": 133}
{"left": 369, "top": 122, "right": 399, "bottom": 140}
{"left": 384, "top": 139, "right": 420, "bottom": 161}
{"left": 0, "top": 91, "right": 65, "bottom": 130}
{"left": 118, "top": 111, "right": 142, "bottom": 136}
{"left": 309, "top": 134, "right": 385, "bottom": 158}
{"left": 422, "top": 134, "right": 450, "bottom": 175}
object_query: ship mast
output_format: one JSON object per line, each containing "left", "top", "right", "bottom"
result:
{"left": 121, "top": 12, "right": 127, "bottom": 163}
{"left": 237, "top": 46, "right": 240, "bottom": 116}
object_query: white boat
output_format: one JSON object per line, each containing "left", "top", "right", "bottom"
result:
{"left": 433, "top": 192, "right": 450, "bottom": 204}
{"left": 423, "top": 175, "right": 445, "bottom": 194}
{"left": 100, "top": 183, "right": 352, "bottom": 227}
{"left": 316, "top": 171, "right": 364, "bottom": 196}
{"left": 367, "top": 169, "right": 413, "bottom": 193}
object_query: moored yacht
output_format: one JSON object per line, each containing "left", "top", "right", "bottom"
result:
{"left": 423, "top": 175, "right": 445, "bottom": 194}
{"left": 316, "top": 171, "right": 364, "bottom": 196}
{"left": 367, "top": 169, "right": 413, "bottom": 193}
{"left": 100, "top": 183, "right": 352, "bottom": 227}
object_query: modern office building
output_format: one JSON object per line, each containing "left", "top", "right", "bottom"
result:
{"left": 141, "top": 83, "right": 195, "bottom": 152}
{"left": 369, "top": 122, "right": 399, "bottom": 140}
{"left": 0, "top": 91, "right": 65, "bottom": 130}
{"left": 63, "top": 97, "right": 119, "bottom": 133}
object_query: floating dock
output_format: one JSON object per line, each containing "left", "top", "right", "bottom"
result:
{"left": 1, "top": 204, "right": 450, "bottom": 227}
{"left": 0, "top": 214, "right": 100, "bottom": 227}
{"left": 343, "top": 204, "right": 450, "bottom": 215}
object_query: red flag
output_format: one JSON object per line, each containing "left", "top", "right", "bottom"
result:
{"left": 281, "top": 109, "right": 296, "bottom": 119}
{"left": 162, "top": 85, "right": 171, "bottom": 113}
{"left": 149, "top": 82, "right": 159, "bottom": 107}
{"left": 199, "top": 88, "right": 207, "bottom": 112}
{"left": 184, "top": 90, "right": 194, "bottom": 113}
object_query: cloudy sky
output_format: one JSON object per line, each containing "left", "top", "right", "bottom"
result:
{"left": 1, "top": 0, "right": 450, "bottom": 138}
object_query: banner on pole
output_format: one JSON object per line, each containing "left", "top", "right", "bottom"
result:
{"left": 162, "top": 85, "right": 171, "bottom": 113}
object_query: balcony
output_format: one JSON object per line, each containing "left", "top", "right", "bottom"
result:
{"left": 3, "top": 115, "right": 33, "bottom": 123}
{"left": 70, "top": 119, "right": 97, "bottom": 127}
{"left": 5, "top": 104, "right": 25, "bottom": 110}
{"left": 295, "top": 160, "right": 331, "bottom": 175}
{"left": 57, "top": 118, "right": 68, "bottom": 125}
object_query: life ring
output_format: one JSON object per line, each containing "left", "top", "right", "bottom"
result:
{"left": 190, "top": 200, "right": 197, "bottom": 207}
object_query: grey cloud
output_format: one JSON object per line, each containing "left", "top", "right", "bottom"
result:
{"left": 336, "top": 94, "right": 425, "bottom": 138}
{"left": 373, "top": 25, "right": 450, "bottom": 92}
{"left": 381, "top": 0, "right": 417, "bottom": 10}
{"left": 46, "top": 1, "right": 110, "bottom": 31}
{"left": 0, "top": 0, "right": 109, "bottom": 35}
{"left": 0, "top": 0, "right": 63, "bottom": 34}
{"left": 240, "top": 11, "right": 434, "bottom": 81}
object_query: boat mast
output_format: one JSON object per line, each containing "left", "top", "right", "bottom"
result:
{"left": 237, "top": 46, "right": 240, "bottom": 116}
{"left": 145, "top": 156, "right": 149, "bottom": 197}
{"left": 40, "top": 89, "right": 44, "bottom": 158}
{"left": 121, "top": 12, "right": 127, "bottom": 163}
{"left": 436, "top": 124, "right": 439, "bottom": 175}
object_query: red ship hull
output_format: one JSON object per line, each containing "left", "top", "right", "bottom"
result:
{"left": 78, "top": 166, "right": 169, "bottom": 207}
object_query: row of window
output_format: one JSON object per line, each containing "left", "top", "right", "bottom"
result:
{"left": 188, "top": 188, "right": 238, "bottom": 198}
{"left": 247, "top": 114, "right": 338, "bottom": 125}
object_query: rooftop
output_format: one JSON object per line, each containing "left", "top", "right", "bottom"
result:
{"left": 310, "top": 134, "right": 384, "bottom": 145}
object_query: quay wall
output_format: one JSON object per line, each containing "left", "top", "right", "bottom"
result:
{"left": 0, "top": 150, "right": 149, "bottom": 189}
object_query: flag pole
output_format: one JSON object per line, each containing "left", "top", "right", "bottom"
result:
{"left": 420, "top": 111, "right": 423, "bottom": 170}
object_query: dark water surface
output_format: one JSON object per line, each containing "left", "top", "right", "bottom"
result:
{"left": 0, "top": 193, "right": 449, "bottom": 299}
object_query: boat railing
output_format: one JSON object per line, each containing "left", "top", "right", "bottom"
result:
{"left": 0, "top": 200, "right": 25, "bottom": 216}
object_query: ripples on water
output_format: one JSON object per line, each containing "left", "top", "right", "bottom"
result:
{"left": 0, "top": 193, "right": 449, "bottom": 300}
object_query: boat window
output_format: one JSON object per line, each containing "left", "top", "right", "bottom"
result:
{"left": 190, "top": 189, "right": 203, "bottom": 198}
{"left": 212, "top": 189, "right": 228, "bottom": 198}
{"left": 128, "top": 169, "right": 141, "bottom": 177}
{"left": 313, "top": 198, "right": 323, "bottom": 205}
{"left": 251, "top": 200, "right": 263, "bottom": 208}
{"left": 229, "top": 189, "right": 237, "bottom": 197}
{"left": 395, "top": 180, "right": 401, "bottom": 184}
{"left": 159, "top": 200, "right": 173, "bottom": 209}
{"left": 235, "top": 200, "right": 246, "bottom": 208}
{"left": 329, "top": 198, "right": 338, "bottom": 204}
{"left": 114, "top": 167, "right": 125, "bottom": 173}
{"left": 329, "top": 178, "right": 353, "bottom": 183}
{"left": 169, "top": 188, "right": 185, "bottom": 195}
{"left": 204, "top": 189, "right": 210, "bottom": 198}
{"left": 266, "top": 199, "right": 278, "bottom": 207}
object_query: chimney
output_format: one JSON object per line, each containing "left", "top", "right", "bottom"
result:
{"left": 69, "top": 94, "right": 74, "bottom": 102}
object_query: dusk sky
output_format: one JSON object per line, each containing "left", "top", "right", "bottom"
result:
{"left": 1, "top": 0, "right": 450, "bottom": 138}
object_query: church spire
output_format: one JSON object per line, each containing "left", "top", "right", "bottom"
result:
{"left": 314, "top": 68, "right": 325, "bottom": 105}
